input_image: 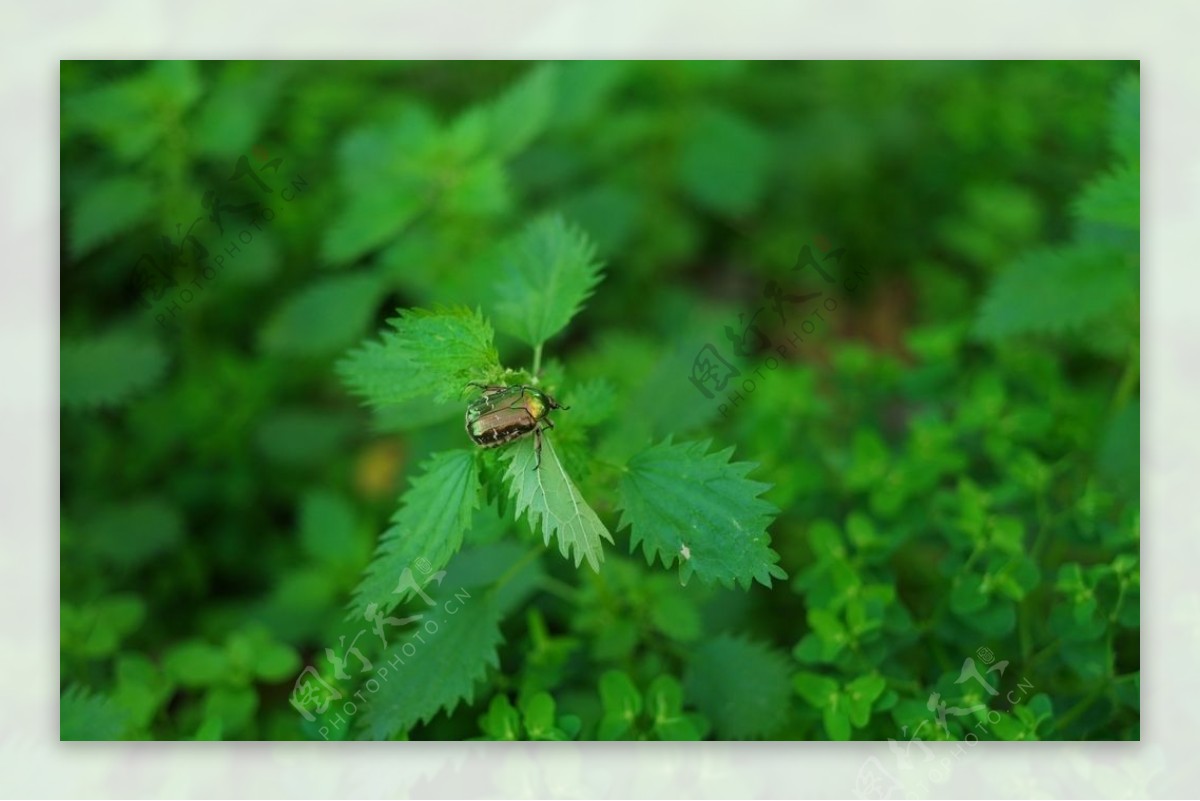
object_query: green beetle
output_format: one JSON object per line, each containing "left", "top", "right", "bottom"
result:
{"left": 464, "top": 382, "right": 567, "bottom": 469}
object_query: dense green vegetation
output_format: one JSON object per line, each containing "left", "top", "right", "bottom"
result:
{"left": 60, "top": 60, "right": 1139, "bottom": 741}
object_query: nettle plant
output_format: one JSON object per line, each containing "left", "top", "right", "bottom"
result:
{"left": 337, "top": 215, "right": 785, "bottom": 739}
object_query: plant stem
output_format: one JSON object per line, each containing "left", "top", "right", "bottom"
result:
{"left": 1050, "top": 687, "right": 1105, "bottom": 736}
{"left": 491, "top": 546, "right": 546, "bottom": 595}
{"left": 1112, "top": 342, "right": 1139, "bottom": 411}
{"left": 532, "top": 343, "right": 543, "bottom": 378}
{"left": 538, "top": 575, "right": 581, "bottom": 603}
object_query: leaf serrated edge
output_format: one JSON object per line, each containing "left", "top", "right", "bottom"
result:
{"left": 349, "top": 449, "right": 481, "bottom": 619}
{"left": 502, "top": 435, "right": 612, "bottom": 572}
{"left": 617, "top": 437, "right": 785, "bottom": 589}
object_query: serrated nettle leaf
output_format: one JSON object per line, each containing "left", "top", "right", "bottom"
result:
{"left": 359, "top": 543, "right": 542, "bottom": 739}
{"left": 618, "top": 437, "right": 785, "bottom": 589}
{"left": 490, "top": 214, "right": 604, "bottom": 348}
{"left": 1073, "top": 164, "right": 1139, "bottom": 231}
{"left": 501, "top": 434, "right": 612, "bottom": 572}
{"left": 261, "top": 273, "right": 386, "bottom": 356}
{"left": 974, "top": 244, "right": 1137, "bottom": 341}
{"left": 338, "top": 306, "right": 502, "bottom": 406}
{"left": 69, "top": 175, "right": 158, "bottom": 256}
{"left": 299, "top": 489, "right": 360, "bottom": 568}
{"left": 320, "top": 108, "right": 441, "bottom": 263}
{"left": 61, "top": 686, "right": 129, "bottom": 740}
{"left": 486, "top": 63, "right": 558, "bottom": 158}
{"left": 1110, "top": 73, "right": 1139, "bottom": 165}
{"left": 685, "top": 635, "right": 791, "bottom": 739}
{"left": 351, "top": 449, "right": 481, "bottom": 619}
{"left": 677, "top": 105, "right": 771, "bottom": 218}
{"left": 84, "top": 498, "right": 183, "bottom": 569}
{"left": 62, "top": 330, "right": 170, "bottom": 410}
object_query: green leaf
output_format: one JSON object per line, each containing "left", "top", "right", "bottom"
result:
{"left": 950, "top": 576, "right": 988, "bottom": 615}
{"left": 320, "top": 108, "right": 440, "bottom": 263}
{"left": 599, "top": 670, "right": 642, "bottom": 719}
{"left": 618, "top": 437, "right": 785, "bottom": 589}
{"left": 481, "top": 695, "right": 522, "bottom": 740}
{"left": 974, "top": 244, "right": 1136, "bottom": 340}
{"left": 646, "top": 675, "right": 700, "bottom": 740}
{"left": 598, "top": 670, "right": 642, "bottom": 741}
{"left": 163, "top": 641, "right": 229, "bottom": 688}
{"left": 845, "top": 674, "right": 886, "bottom": 728}
{"left": 684, "top": 635, "right": 791, "bottom": 739}
{"left": 1074, "top": 164, "right": 1139, "bottom": 231}
{"left": 1110, "top": 73, "right": 1139, "bottom": 165}
{"left": 112, "top": 654, "right": 174, "bottom": 731}
{"left": 339, "top": 306, "right": 501, "bottom": 406}
{"left": 351, "top": 449, "right": 481, "bottom": 618}
{"left": 520, "top": 691, "right": 559, "bottom": 739}
{"left": 1098, "top": 401, "right": 1139, "bottom": 500}
{"left": 83, "top": 498, "right": 184, "bottom": 569}
{"left": 204, "top": 686, "right": 258, "bottom": 736}
{"left": 648, "top": 589, "right": 702, "bottom": 642}
{"left": 62, "top": 330, "right": 169, "bottom": 410}
{"left": 61, "top": 595, "right": 146, "bottom": 659}
{"left": 64, "top": 61, "right": 201, "bottom": 163}
{"left": 255, "top": 407, "right": 357, "bottom": 468}
{"left": 226, "top": 625, "right": 302, "bottom": 684}
{"left": 299, "top": 489, "right": 360, "bottom": 568}
{"left": 260, "top": 273, "right": 385, "bottom": 356}
{"left": 677, "top": 105, "right": 771, "bottom": 217}
{"left": 486, "top": 63, "right": 557, "bottom": 158}
{"left": 61, "top": 686, "right": 128, "bottom": 740}
{"left": 490, "top": 214, "right": 604, "bottom": 348}
{"left": 822, "top": 702, "right": 852, "bottom": 741}
{"left": 793, "top": 671, "right": 839, "bottom": 708}
{"left": 69, "top": 176, "right": 157, "bottom": 256}
{"left": 359, "top": 543, "right": 543, "bottom": 739}
{"left": 501, "top": 434, "right": 612, "bottom": 572}
{"left": 191, "top": 63, "right": 287, "bottom": 159}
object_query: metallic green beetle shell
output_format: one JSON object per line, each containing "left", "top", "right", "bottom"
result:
{"left": 465, "top": 385, "right": 556, "bottom": 449}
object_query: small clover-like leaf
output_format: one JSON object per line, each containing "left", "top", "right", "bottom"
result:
{"left": 480, "top": 695, "right": 522, "bottom": 740}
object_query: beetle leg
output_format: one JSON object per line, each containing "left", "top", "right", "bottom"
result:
{"left": 533, "top": 426, "right": 543, "bottom": 470}
{"left": 466, "top": 381, "right": 507, "bottom": 397}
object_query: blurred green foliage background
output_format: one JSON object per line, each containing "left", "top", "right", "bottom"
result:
{"left": 60, "top": 60, "right": 1139, "bottom": 742}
